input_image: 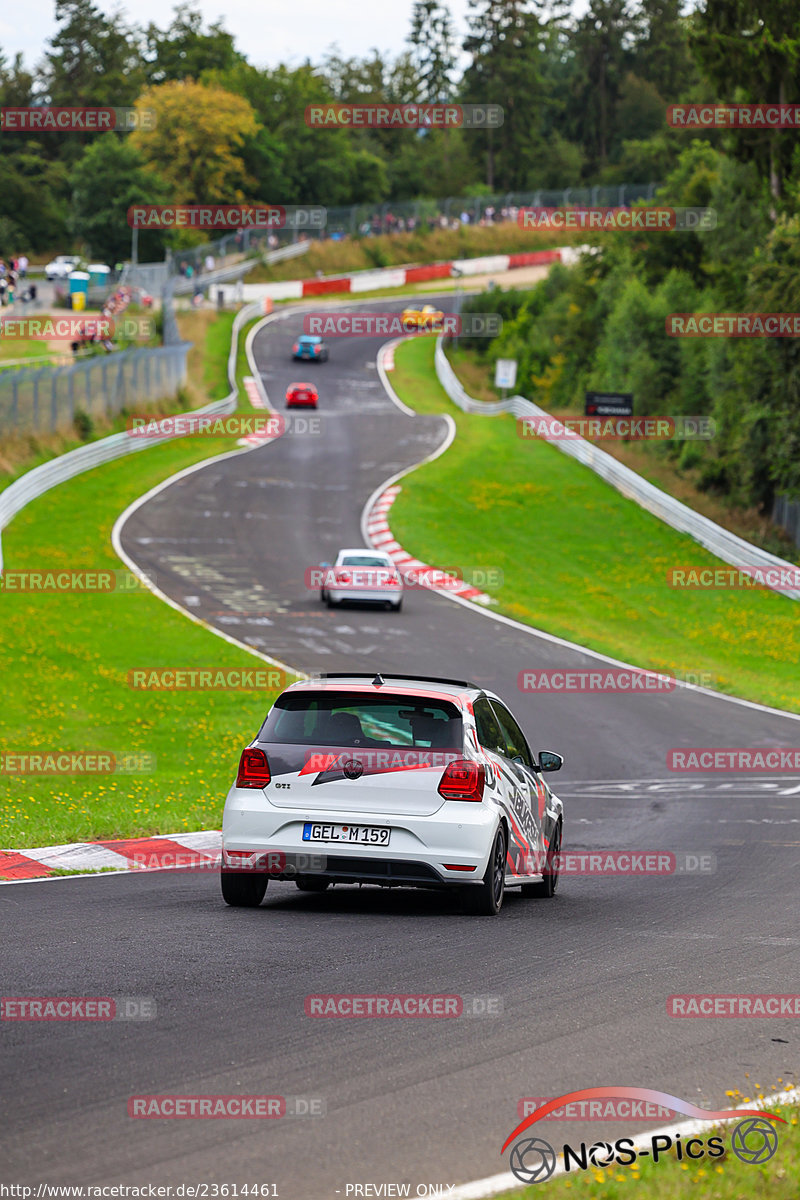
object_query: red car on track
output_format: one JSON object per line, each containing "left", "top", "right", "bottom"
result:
{"left": 285, "top": 382, "right": 319, "bottom": 408}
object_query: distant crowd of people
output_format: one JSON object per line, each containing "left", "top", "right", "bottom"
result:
{"left": 356, "top": 204, "right": 509, "bottom": 237}
{"left": 71, "top": 284, "right": 134, "bottom": 355}
{"left": 0, "top": 254, "right": 35, "bottom": 306}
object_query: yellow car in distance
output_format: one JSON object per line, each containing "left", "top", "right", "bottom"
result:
{"left": 400, "top": 304, "right": 445, "bottom": 330}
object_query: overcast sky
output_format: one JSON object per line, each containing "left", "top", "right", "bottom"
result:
{"left": 2, "top": 0, "right": 478, "bottom": 73}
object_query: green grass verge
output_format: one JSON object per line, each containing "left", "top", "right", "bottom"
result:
{"left": 0, "top": 311, "right": 290, "bottom": 852}
{"left": 493, "top": 1094, "right": 798, "bottom": 1199}
{"left": 388, "top": 337, "right": 800, "bottom": 714}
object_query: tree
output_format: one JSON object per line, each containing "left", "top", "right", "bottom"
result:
{"left": 691, "top": 0, "right": 800, "bottom": 202}
{"left": 634, "top": 0, "right": 697, "bottom": 100}
{"left": 462, "top": 0, "right": 548, "bottom": 189}
{"left": 42, "top": 0, "right": 144, "bottom": 108}
{"left": 70, "top": 135, "right": 169, "bottom": 262}
{"left": 566, "top": 0, "right": 637, "bottom": 171}
{"left": 0, "top": 52, "right": 70, "bottom": 251}
{"left": 145, "top": 4, "right": 244, "bottom": 84}
{"left": 212, "top": 61, "right": 389, "bottom": 206}
{"left": 408, "top": 0, "right": 457, "bottom": 102}
{"left": 130, "top": 80, "right": 258, "bottom": 204}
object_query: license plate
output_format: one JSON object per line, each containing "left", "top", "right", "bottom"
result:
{"left": 302, "top": 822, "right": 390, "bottom": 845}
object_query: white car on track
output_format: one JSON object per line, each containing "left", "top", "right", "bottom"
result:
{"left": 220, "top": 672, "right": 565, "bottom": 915}
{"left": 319, "top": 548, "right": 404, "bottom": 612}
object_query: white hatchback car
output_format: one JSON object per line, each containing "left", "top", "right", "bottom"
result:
{"left": 221, "top": 673, "right": 564, "bottom": 915}
{"left": 45, "top": 255, "right": 82, "bottom": 280}
{"left": 319, "top": 548, "right": 403, "bottom": 612}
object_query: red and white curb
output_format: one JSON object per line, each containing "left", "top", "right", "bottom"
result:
{"left": 0, "top": 829, "right": 222, "bottom": 882}
{"left": 237, "top": 375, "right": 283, "bottom": 447}
{"left": 365, "top": 485, "right": 493, "bottom": 604}
{"left": 240, "top": 248, "right": 567, "bottom": 302}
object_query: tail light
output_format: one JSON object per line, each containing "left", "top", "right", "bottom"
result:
{"left": 388, "top": 573, "right": 401, "bottom": 587}
{"left": 438, "top": 759, "right": 485, "bottom": 802}
{"left": 236, "top": 747, "right": 271, "bottom": 788}
{"left": 313, "top": 344, "right": 321, "bottom": 354}
{"left": 336, "top": 570, "right": 351, "bottom": 584}
{"left": 292, "top": 343, "right": 299, "bottom": 353}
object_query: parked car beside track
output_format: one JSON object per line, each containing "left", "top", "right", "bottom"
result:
{"left": 45, "top": 255, "right": 82, "bottom": 280}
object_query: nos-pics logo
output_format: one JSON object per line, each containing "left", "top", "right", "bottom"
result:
{"left": 502, "top": 1087, "right": 783, "bottom": 1184}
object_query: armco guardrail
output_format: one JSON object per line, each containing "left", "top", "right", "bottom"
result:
{"left": 434, "top": 337, "right": 800, "bottom": 602}
{"left": 0, "top": 301, "right": 263, "bottom": 574}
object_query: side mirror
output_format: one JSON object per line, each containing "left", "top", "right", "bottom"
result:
{"left": 537, "top": 750, "right": 563, "bottom": 773}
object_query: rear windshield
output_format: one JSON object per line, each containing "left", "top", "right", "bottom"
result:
{"left": 260, "top": 691, "right": 462, "bottom": 749}
{"left": 340, "top": 555, "right": 391, "bottom": 568}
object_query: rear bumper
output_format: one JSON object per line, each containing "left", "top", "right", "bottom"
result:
{"left": 222, "top": 788, "right": 497, "bottom": 887}
{"left": 327, "top": 587, "right": 402, "bottom": 605}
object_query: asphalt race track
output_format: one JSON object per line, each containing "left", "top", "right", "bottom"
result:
{"left": 3, "top": 298, "right": 799, "bottom": 1194}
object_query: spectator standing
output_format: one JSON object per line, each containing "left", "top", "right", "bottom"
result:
{"left": 204, "top": 253, "right": 214, "bottom": 273}
{"left": 18, "top": 254, "right": 28, "bottom": 277}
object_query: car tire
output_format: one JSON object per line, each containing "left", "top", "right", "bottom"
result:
{"left": 521, "top": 822, "right": 561, "bottom": 899}
{"left": 393, "top": 599, "right": 403, "bottom": 612}
{"left": 295, "top": 877, "right": 330, "bottom": 892}
{"left": 461, "top": 826, "right": 506, "bottom": 916}
{"left": 220, "top": 871, "right": 268, "bottom": 907}
{"left": 325, "top": 593, "right": 337, "bottom": 608}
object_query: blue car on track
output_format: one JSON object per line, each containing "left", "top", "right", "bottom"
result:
{"left": 292, "top": 334, "right": 329, "bottom": 362}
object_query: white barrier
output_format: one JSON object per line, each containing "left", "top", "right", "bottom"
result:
{"left": 0, "top": 302, "right": 264, "bottom": 574}
{"left": 434, "top": 337, "right": 800, "bottom": 602}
